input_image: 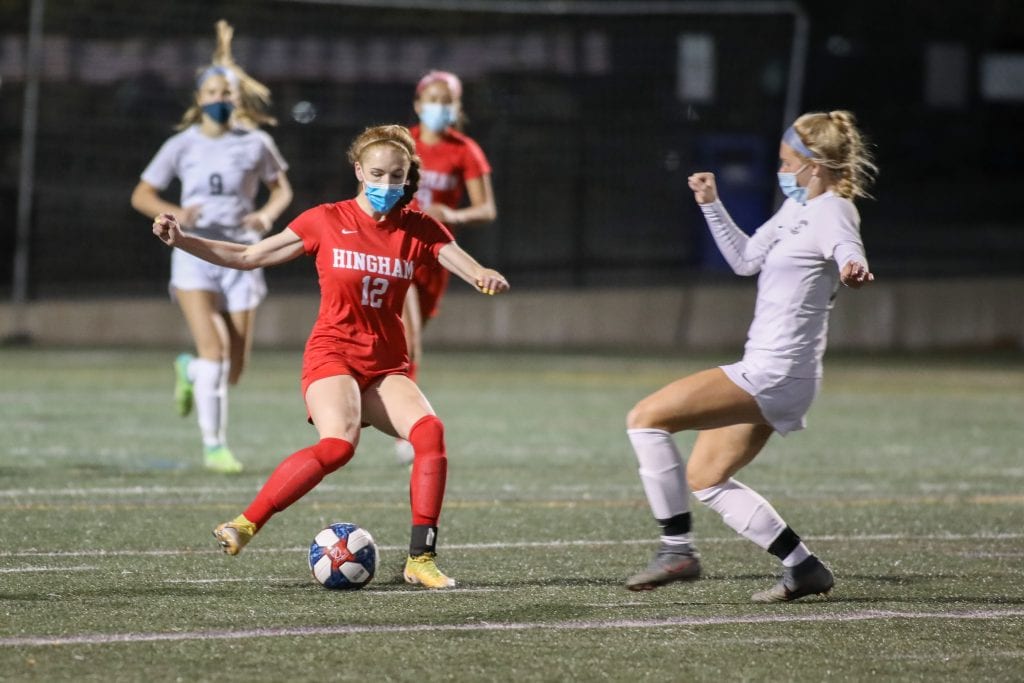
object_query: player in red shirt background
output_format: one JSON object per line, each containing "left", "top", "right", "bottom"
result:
{"left": 398, "top": 70, "right": 498, "bottom": 463}
{"left": 151, "top": 124, "right": 509, "bottom": 589}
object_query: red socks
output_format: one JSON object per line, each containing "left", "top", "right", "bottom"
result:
{"left": 408, "top": 415, "right": 447, "bottom": 526}
{"left": 240, "top": 415, "right": 445, "bottom": 533}
{"left": 243, "top": 437, "right": 354, "bottom": 528}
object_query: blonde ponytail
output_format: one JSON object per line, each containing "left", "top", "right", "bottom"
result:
{"left": 794, "top": 110, "right": 878, "bottom": 200}
{"left": 175, "top": 20, "right": 277, "bottom": 131}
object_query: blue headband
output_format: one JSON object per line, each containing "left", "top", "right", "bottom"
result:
{"left": 195, "top": 66, "right": 238, "bottom": 90}
{"left": 782, "top": 126, "right": 813, "bottom": 158}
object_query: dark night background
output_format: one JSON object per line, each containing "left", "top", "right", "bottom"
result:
{"left": 1, "top": 0, "right": 1022, "bottom": 298}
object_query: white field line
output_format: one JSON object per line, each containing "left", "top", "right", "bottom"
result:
{"left": 0, "top": 481, "right": 1018, "bottom": 498}
{"left": 0, "top": 565, "right": 96, "bottom": 574}
{"left": 0, "top": 484, "right": 402, "bottom": 498}
{"left": 1, "top": 532, "right": 1023, "bottom": 559}
{"left": 160, "top": 576, "right": 499, "bottom": 595}
{"left": 2, "top": 609, "right": 1023, "bottom": 648}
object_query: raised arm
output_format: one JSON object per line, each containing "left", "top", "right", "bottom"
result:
{"left": 152, "top": 213, "right": 305, "bottom": 270}
{"left": 689, "top": 172, "right": 774, "bottom": 277}
{"left": 436, "top": 242, "right": 509, "bottom": 295}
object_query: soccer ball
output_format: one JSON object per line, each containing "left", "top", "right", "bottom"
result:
{"left": 308, "top": 522, "right": 378, "bottom": 590}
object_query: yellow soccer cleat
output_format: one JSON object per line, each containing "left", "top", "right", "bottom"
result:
{"left": 213, "top": 516, "right": 257, "bottom": 556}
{"left": 403, "top": 552, "right": 456, "bottom": 589}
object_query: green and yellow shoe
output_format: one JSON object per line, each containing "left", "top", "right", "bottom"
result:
{"left": 403, "top": 552, "right": 456, "bottom": 589}
{"left": 213, "top": 515, "right": 257, "bottom": 556}
{"left": 173, "top": 353, "right": 194, "bottom": 417}
{"left": 204, "top": 445, "right": 243, "bottom": 474}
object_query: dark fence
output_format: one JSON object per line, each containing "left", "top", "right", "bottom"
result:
{"left": 2, "top": 0, "right": 1022, "bottom": 300}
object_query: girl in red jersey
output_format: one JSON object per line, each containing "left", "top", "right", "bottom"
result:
{"left": 397, "top": 70, "right": 498, "bottom": 463}
{"left": 152, "top": 125, "right": 509, "bottom": 589}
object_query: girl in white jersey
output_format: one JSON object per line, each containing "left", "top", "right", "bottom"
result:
{"left": 130, "top": 21, "right": 293, "bottom": 473}
{"left": 624, "top": 111, "right": 877, "bottom": 602}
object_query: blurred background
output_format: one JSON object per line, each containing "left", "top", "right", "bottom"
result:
{"left": 1, "top": 0, "right": 1023, "bottom": 349}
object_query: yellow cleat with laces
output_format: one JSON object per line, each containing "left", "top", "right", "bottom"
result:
{"left": 403, "top": 552, "right": 456, "bottom": 589}
{"left": 213, "top": 516, "right": 257, "bottom": 556}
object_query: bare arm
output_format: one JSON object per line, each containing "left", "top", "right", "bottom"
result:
{"left": 131, "top": 181, "right": 201, "bottom": 229}
{"left": 241, "top": 172, "right": 294, "bottom": 235}
{"left": 437, "top": 242, "right": 509, "bottom": 295}
{"left": 449, "top": 174, "right": 497, "bottom": 226}
{"left": 152, "top": 213, "right": 305, "bottom": 270}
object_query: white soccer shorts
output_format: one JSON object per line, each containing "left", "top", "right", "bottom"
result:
{"left": 169, "top": 248, "right": 267, "bottom": 313}
{"left": 720, "top": 361, "right": 821, "bottom": 436}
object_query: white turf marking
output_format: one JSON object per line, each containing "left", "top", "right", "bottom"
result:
{"left": 161, "top": 577, "right": 499, "bottom": 594}
{"left": 2, "top": 481, "right": 1018, "bottom": 499}
{"left": 0, "top": 565, "right": 96, "bottom": 574}
{"left": 0, "top": 484, "right": 402, "bottom": 498}
{"left": 1, "top": 609, "right": 1022, "bottom": 648}
{"left": 1, "top": 532, "right": 1023, "bottom": 559}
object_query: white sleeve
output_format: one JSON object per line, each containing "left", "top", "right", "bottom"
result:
{"left": 820, "top": 200, "right": 868, "bottom": 270}
{"left": 254, "top": 130, "right": 289, "bottom": 183}
{"left": 139, "top": 136, "right": 181, "bottom": 190}
{"left": 699, "top": 199, "right": 778, "bottom": 276}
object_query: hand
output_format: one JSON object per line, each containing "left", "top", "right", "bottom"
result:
{"left": 242, "top": 211, "right": 272, "bottom": 235}
{"left": 687, "top": 172, "right": 718, "bottom": 205}
{"left": 475, "top": 269, "right": 509, "bottom": 296}
{"left": 152, "top": 213, "right": 184, "bottom": 246}
{"left": 840, "top": 260, "right": 874, "bottom": 288}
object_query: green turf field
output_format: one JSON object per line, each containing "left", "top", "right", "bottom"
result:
{"left": 1, "top": 347, "right": 1022, "bottom": 681}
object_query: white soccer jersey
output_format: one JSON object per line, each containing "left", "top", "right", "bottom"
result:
{"left": 141, "top": 125, "right": 288, "bottom": 244}
{"left": 701, "top": 191, "right": 867, "bottom": 378}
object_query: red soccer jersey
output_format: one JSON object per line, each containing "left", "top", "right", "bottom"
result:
{"left": 288, "top": 200, "right": 453, "bottom": 382}
{"left": 410, "top": 124, "right": 492, "bottom": 211}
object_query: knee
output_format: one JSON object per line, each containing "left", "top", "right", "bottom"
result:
{"left": 408, "top": 415, "right": 445, "bottom": 457}
{"left": 311, "top": 437, "right": 355, "bottom": 471}
{"left": 626, "top": 398, "right": 660, "bottom": 431}
{"left": 686, "top": 462, "right": 728, "bottom": 493}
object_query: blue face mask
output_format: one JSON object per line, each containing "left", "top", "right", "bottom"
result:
{"left": 419, "top": 103, "right": 456, "bottom": 133}
{"left": 201, "top": 101, "right": 234, "bottom": 125}
{"left": 777, "top": 164, "right": 808, "bottom": 204}
{"left": 364, "top": 181, "right": 406, "bottom": 213}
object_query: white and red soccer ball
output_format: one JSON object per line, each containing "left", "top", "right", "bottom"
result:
{"left": 308, "top": 522, "right": 378, "bottom": 590}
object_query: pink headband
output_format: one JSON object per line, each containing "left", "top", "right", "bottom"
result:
{"left": 415, "top": 70, "right": 462, "bottom": 99}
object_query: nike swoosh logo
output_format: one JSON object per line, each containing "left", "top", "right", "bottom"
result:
{"left": 341, "top": 229, "right": 357, "bottom": 234}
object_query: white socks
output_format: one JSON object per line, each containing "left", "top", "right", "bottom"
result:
{"left": 693, "top": 478, "right": 811, "bottom": 567}
{"left": 217, "top": 360, "right": 230, "bottom": 445}
{"left": 190, "top": 358, "right": 226, "bottom": 449}
{"left": 628, "top": 429, "right": 812, "bottom": 566}
{"left": 628, "top": 428, "right": 692, "bottom": 544}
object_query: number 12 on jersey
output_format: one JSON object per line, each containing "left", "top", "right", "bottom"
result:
{"left": 361, "top": 276, "right": 388, "bottom": 308}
